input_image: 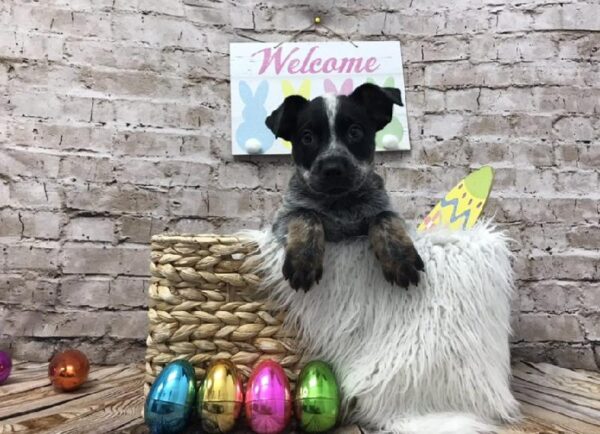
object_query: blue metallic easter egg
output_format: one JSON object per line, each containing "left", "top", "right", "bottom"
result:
{"left": 145, "top": 360, "right": 197, "bottom": 434}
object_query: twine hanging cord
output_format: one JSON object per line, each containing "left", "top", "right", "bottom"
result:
{"left": 274, "top": 14, "right": 358, "bottom": 48}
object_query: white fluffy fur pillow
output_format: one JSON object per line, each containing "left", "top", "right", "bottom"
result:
{"left": 247, "top": 222, "right": 520, "bottom": 434}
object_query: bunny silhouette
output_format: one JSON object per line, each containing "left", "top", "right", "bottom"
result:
{"left": 323, "top": 78, "right": 354, "bottom": 95}
{"left": 236, "top": 80, "right": 275, "bottom": 154}
{"left": 279, "top": 79, "right": 312, "bottom": 149}
{"left": 367, "top": 77, "right": 405, "bottom": 150}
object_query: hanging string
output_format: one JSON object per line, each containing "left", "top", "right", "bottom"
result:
{"left": 274, "top": 15, "right": 358, "bottom": 48}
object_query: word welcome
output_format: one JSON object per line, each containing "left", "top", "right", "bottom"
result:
{"left": 252, "top": 46, "right": 380, "bottom": 75}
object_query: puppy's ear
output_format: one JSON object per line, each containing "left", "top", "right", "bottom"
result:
{"left": 265, "top": 95, "right": 308, "bottom": 141}
{"left": 349, "top": 83, "right": 403, "bottom": 131}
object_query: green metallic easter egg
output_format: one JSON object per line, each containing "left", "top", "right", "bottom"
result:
{"left": 294, "top": 361, "right": 340, "bottom": 432}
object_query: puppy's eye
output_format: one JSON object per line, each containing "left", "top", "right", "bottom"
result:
{"left": 347, "top": 124, "right": 364, "bottom": 142}
{"left": 301, "top": 130, "right": 314, "bottom": 146}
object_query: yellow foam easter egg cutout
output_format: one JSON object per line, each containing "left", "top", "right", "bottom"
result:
{"left": 418, "top": 166, "right": 494, "bottom": 232}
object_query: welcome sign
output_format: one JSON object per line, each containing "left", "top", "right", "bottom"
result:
{"left": 230, "top": 41, "right": 411, "bottom": 155}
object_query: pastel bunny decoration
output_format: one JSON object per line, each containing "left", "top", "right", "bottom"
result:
{"left": 279, "top": 79, "right": 312, "bottom": 149}
{"left": 235, "top": 80, "right": 275, "bottom": 154}
{"left": 367, "top": 77, "right": 405, "bottom": 150}
{"left": 323, "top": 78, "right": 354, "bottom": 95}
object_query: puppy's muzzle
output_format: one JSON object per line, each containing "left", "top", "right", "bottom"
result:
{"left": 316, "top": 156, "right": 349, "bottom": 184}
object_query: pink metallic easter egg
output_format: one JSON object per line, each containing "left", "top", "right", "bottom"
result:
{"left": 245, "top": 360, "right": 292, "bottom": 434}
{"left": 0, "top": 351, "right": 12, "bottom": 384}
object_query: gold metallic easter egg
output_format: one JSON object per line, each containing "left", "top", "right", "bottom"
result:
{"left": 198, "top": 359, "right": 243, "bottom": 433}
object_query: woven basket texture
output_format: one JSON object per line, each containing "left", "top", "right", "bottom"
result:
{"left": 144, "top": 233, "right": 303, "bottom": 395}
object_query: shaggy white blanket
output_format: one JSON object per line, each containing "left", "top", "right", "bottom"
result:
{"left": 245, "top": 222, "right": 520, "bottom": 434}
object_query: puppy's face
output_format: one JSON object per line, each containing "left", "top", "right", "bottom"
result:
{"left": 266, "top": 83, "right": 403, "bottom": 195}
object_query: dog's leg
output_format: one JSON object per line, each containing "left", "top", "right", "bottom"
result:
{"left": 369, "top": 211, "right": 424, "bottom": 288}
{"left": 280, "top": 210, "right": 325, "bottom": 291}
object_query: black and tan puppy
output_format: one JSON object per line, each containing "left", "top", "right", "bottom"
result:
{"left": 266, "top": 83, "right": 424, "bottom": 291}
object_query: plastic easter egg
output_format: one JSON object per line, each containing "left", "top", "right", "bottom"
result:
{"left": 144, "top": 360, "right": 196, "bottom": 434}
{"left": 48, "top": 349, "right": 89, "bottom": 392}
{"left": 0, "top": 351, "right": 12, "bottom": 384}
{"left": 294, "top": 361, "right": 340, "bottom": 432}
{"left": 198, "top": 359, "right": 243, "bottom": 433}
{"left": 245, "top": 360, "right": 292, "bottom": 434}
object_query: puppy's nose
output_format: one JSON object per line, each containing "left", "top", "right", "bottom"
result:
{"left": 318, "top": 157, "right": 348, "bottom": 179}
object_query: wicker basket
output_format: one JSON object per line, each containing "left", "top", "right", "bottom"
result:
{"left": 144, "top": 233, "right": 303, "bottom": 395}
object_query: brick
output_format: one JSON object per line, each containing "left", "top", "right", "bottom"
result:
{"left": 574, "top": 282, "right": 600, "bottom": 313}
{"left": 65, "top": 183, "right": 169, "bottom": 214}
{"left": 61, "top": 243, "right": 149, "bottom": 275}
{"left": 184, "top": 4, "right": 230, "bottom": 25}
{"left": 112, "top": 130, "right": 213, "bottom": 162}
{"left": 517, "top": 313, "right": 585, "bottom": 342}
{"left": 412, "top": 139, "right": 472, "bottom": 166}
{"left": 206, "top": 190, "right": 260, "bottom": 218}
{"left": 527, "top": 251, "right": 599, "bottom": 281}
{"left": 1, "top": 310, "right": 104, "bottom": 338}
{"left": 107, "top": 310, "right": 148, "bottom": 339}
{"left": 383, "top": 12, "right": 446, "bottom": 36}
{"left": 420, "top": 37, "right": 469, "bottom": 62}
{"left": 512, "top": 142, "right": 554, "bottom": 167}
{"left": 581, "top": 313, "right": 600, "bottom": 341}
{"left": 21, "top": 211, "right": 62, "bottom": 239}
{"left": 496, "top": 34, "right": 557, "bottom": 62}
{"left": 113, "top": 159, "right": 212, "bottom": 187}
{"left": 109, "top": 277, "right": 148, "bottom": 308}
{"left": 554, "top": 170, "right": 599, "bottom": 194}
{"left": 59, "top": 155, "right": 115, "bottom": 183}
{"left": 118, "top": 216, "right": 167, "bottom": 244}
{"left": 258, "top": 164, "right": 293, "bottom": 192}
{"left": 520, "top": 281, "right": 582, "bottom": 313}
{"left": 65, "top": 217, "right": 114, "bottom": 242}
{"left": 568, "top": 226, "right": 600, "bottom": 250}
{"left": 169, "top": 188, "right": 209, "bottom": 217}
{"left": 423, "top": 89, "right": 445, "bottom": 112}
{"left": 77, "top": 68, "right": 184, "bottom": 99}
{"left": 467, "top": 115, "right": 512, "bottom": 138}
{"left": 479, "top": 88, "right": 535, "bottom": 113}
{"left": 2, "top": 274, "right": 58, "bottom": 306}
{"left": 552, "top": 116, "right": 595, "bottom": 142}
{"left": 217, "top": 164, "right": 260, "bottom": 189}
{"left": 64, "top": 39, "right": 162, "bottom": 72}
{"left": 558, "top": 35, "right": 600, "bottom": 62}
{"left": 496, "top": 9, "right": 532, "bottom": 33}
{"left": 5, "top": 243, "right": 60, "bottom": 271}
{"left": 0, "top": 148, "right": 61, "bottom": 179}
{"left": 546, "top": 344, "right": 599, "bottom": 370}
{"left": 423, "top": 114, "right": 466, "bottom": 139}
{"left": 138, "top": 0, "right": 185, "bottom": 15}
{"left": 0, "top": 210, "right": 23, "bottom": 238}
{"left": 9, "top": 121, "right": 114, "bottom": 153}
{"left": 532, "top": 3, "right": 600, "bottom": 31}
{"left": 445, "top": 89, "right": 479, "bottom": 111}
{"left": 112, "top": 14, "right": 206, "bottom": 49}
{"left": 60, "top": 278, "right": 110, "bottom": 308}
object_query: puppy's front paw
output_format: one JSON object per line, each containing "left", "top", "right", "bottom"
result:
{"left": 369, "top": 212, "right": 425, "bottom": 289}
{"left": 282, "top": 248, "right": 323, "bottom": 291}
{"left": 376, "top": 240, "right": 424, "bottom": 288}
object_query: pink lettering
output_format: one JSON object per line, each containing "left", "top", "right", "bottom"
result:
{"left": 300, "top": 46, "right": 318, "bottom": 73}
{"left": 309, "top": 58, "right": 322, "bottom": 74}
{"left": 288, "top": 58, "right": 301, "bottom": 73}
{"left": 253, "top": 46, "right": 299, "bottom": 74}
{"left": 252, "top": 45, "right": 382, "bottom": 75}
{"left": 322, "top": 57, "right": 337, "bottom": 73}
{"left": 365, "top": 57, "right": 379, "bottom": 72}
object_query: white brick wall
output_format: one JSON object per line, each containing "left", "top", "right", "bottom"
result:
{"left": 0, "top": 0, "right": 598, "bottom": 368}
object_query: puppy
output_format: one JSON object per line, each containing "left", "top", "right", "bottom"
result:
{"left": 266, "top": 83, "right": 424, "bottom": 291}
